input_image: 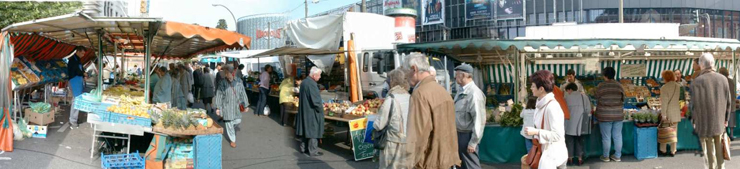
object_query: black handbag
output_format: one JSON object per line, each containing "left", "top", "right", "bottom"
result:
{"left": 373, "top": 94, "right": 395, "bottom": 150}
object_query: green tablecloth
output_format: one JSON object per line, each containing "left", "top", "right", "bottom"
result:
{"left": 480, "top": 118, "right": 704, "bottom": 164}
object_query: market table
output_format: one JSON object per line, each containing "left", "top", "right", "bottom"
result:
{"left": 479, "top": 119, "right": 703, "bottom": 164}
{"left": 87, "top": 113, "right": 153, "bottom": 158}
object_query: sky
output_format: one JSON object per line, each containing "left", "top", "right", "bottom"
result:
{"left": 147, "top": 0, "right": 355, "bottom": 31}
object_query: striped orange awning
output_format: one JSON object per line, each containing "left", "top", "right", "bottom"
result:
{"left": 9, "top": 33, "right": 96, "bottom": 62}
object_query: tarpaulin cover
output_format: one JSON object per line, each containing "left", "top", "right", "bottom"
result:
{"left": 0, "top": 32, "right": 13, "bottom": 152}
{"left": 10, "top": 33, "right": 96, "bottom": 63}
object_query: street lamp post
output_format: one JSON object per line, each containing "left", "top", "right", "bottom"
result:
{"left": 212, "top": 4, "right": 237, "bottom": 28}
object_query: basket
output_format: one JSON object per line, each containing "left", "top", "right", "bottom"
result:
{"left": 102, "top": 111, "right": 152, "bottom": 127}
{"left": 152, "top": 122, "right": 223, "bottom": 136}
{"left": 634, "top": 126, "right": 658, "bottom": 160}
{"left": 101, "top": 151, "right": 145, "bottom": 169}
{"left": 194, "top": 134, "right": 222, "bottom": 169}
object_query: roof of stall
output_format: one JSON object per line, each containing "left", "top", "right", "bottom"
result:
{"left": 397, "top": 38, "right": 740, "bottom": 63}
{"left": 250, "top": 46, "right": 346, "bottom": 58}
{"left": 1, "top": 12, "right": 251, "bottom": 61}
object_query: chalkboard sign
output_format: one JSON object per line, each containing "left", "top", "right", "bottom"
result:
{"left": 349, "top": 118, "right": 375, "bottom": 161}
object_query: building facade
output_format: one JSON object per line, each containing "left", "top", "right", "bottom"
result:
{"left": 314, "top": 0, "right": 740, "bottom": 42}
{"left": 236, "top": 13, "right": 289, "bottom": 50}
{"left": 83, "top": 0, "right": 129, "bottom": 17}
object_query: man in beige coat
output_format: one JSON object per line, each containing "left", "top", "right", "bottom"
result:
{"left": 690, "top": 53, "right": 732, "bottom": 169}
{"left": 405, "top": 53, "right": 461, "bottom": 169}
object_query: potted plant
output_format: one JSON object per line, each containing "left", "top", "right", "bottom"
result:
{"left": 651, "top": 113, "right": 659, "bottom": 124}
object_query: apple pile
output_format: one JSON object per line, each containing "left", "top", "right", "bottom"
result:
{"left": 350, "top": 104, "right": 374, "bottom": 116}
{"left": 363, "top": 99, "right": 384, "bottom": 109}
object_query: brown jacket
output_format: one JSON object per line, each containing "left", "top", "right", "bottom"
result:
{"left": 690, "top": 70, "right": 732, "bottom": 138}
{"left": 407, "top": 76, "right": 461, "bottom": 169}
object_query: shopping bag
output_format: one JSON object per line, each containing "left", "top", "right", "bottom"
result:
{"left": 0, "top": 108, "right": 14, "bottom": 152}
{"left": 263, "top": 105, "right": 270, "bottom": 116}
{"left": 722, "top": 133, "right": 731, "bottom": 161}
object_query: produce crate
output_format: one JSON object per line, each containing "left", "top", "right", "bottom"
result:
{"left": 73, "top": 96, "right": 112, "bottom": 114}
{"left": 102, "top": 111, "right": 152, "bottom": 127}
{"left": 194, "top": 134, "right": 222, "bottom": 169}
{"left": 101, "top": 151, "right": 145, "bottom": 169}
{"left": 633, "top": 126, "right": 658, "bottom": 160}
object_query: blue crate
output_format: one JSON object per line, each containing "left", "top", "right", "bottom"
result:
{"left": 101, "top": 151, "right": 145, "bottom": 169}
{"left": 633, "top": 126, "right": 658, "bottom": 160}
{"left": 73, "top": 97, "right": 112, "bottom": 114}
{"left": 194, "top": 134, "right": 222, "bottom": 169}
{"left": 102, "top": 111, "right": 152, "bottom": 127}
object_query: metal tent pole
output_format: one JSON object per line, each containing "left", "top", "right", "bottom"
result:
{"left": 97, "top": 30, "right": 104, "bottom": 96}
{"left": 144, "top": 31, "right": 152, "bottom": 102}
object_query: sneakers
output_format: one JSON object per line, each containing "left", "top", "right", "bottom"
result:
{"left": 600, "top": 156, "right": 610, "bottom": 162}
{"left": 610, "top": 155, "right": 621, "bottom": 162}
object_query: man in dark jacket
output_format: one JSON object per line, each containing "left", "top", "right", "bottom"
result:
{"left": 295, "top": 67, "right": 324, "bottom": 156}
{"left": 193, "top": 63, "right": 204, "bottom": 102}
{"left": 67, "top": 46, "right": 87, "bottom": 128}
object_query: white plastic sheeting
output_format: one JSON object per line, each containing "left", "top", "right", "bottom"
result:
{"left": 283, "top": 12, "right": 395, "bottom": 75}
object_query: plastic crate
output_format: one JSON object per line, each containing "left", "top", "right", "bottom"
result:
{"left": 102, "top": 111, "right": 152, "bottom": 127}
{"left": 73, "top": 98, "right": 112, "bottom": 114}
{"left": 101, "top": 151, "right": 145, "bottom": 169}
{"left": 633, "top": 126, "right": 658, "bottom": 160}
{"left": 194, "top": 134, "right": 222, "bottom": 169}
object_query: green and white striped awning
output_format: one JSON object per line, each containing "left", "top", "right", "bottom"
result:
{"left": 483, "top": 59, "right": 735, "bottom": 84}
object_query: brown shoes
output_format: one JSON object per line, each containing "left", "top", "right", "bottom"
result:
{"left": 230, "top": 142, "right": 237, "bottom": 148}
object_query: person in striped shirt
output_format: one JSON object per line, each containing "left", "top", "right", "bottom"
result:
{"left": 594, "top": 67, "right": 625, "bottom": 162}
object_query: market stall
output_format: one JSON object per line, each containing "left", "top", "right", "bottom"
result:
{"left": 1, "top": 11, "right": 251, "bottom": 168}
{"left": 397, "top": 23, "right": 740, "bottom": 163}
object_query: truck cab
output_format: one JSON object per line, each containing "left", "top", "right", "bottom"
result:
{"left": 358, "top": 50, "right": 400, "bottom": 97}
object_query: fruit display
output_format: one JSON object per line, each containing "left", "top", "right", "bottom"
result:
{"left": 349, "top": 104, "right": 375, "bottom": 116}
{"left": 11, "top": 60, "right": 26, "bottom": 70}
{"left": 646, "top": 78, "right": 660, "bottom": 87}
{"left": 623, "top": 85, "right": 649, "bottom": 98}
{"left": 324, "top": 101, "right": 352, "bottom": 113}
{"left": 103, "top": 86, "right": 145, "bottom": 97}
{"left": 152, "top": 108, "right": 213, "bottom": 131}
{"left": 362, "top": 99, "right": 384, "bottom": 109}
{"left": 11, "top": 71, "right": 28, "bottom": 86}
{"left": 619, "top": 79, "right": 633, "bottom": 85}
{"left": 291, "top": 96, "right": 299, "bottom": 108}
{"left": 20, "top": 69, "right": 39, "bottom": 83}
{"left": 106, "top": 95, "right": 151, "bottom": 118}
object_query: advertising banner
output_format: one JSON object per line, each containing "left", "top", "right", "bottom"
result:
{"left": 383, "top": 0, "right": 403, "bottom": 15}
{"left": 421, "top": 0, "right": 444, "bottom": 25}
{"left": 495, "top": 0, "right": 523, "bottom": 20}
{"left": 394, "top": 16, "right": 416, "bottom": 43}
{"left": 466, "top": 0, "right": 492, "bottom": 20}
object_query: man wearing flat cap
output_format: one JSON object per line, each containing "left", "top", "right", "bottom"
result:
{"left": 453, "top": 64, "right": 486, "bottom": 169}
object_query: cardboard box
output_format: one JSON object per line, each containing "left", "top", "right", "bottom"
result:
{"left": 27, "top": 125, "right": 47, "bottom": 138}
{"left": 25, "top": 107, "right": 55, "bottom": 126}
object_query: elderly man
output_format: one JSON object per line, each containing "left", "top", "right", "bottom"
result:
{"left": 560, "top": 69, "right": 584, "bottom": 93}
{"left": 296, "top": 67, "right": 325, "bottom": 156}
{"left": 152, "top": 66, "right": 172, "bottom": 105}
{"left": 453, "top": 64, "right": 486, "bottom": 169}
{"left": 691, "top": 53, "right": 732, "bottom": 169}
{"left": 405, "top": 53, "right": 461, "bottom": 169}
{"left": 674, "top": 69, "right": 688, "bottom": 86}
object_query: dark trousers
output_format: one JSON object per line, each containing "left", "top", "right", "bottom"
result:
{"left": 566, "top": 135, "right": 584, "bottom": 158}
{"left": 256, "top": 87, "right": 270, "bottom": 115}
{"left": 281, "top": 103, "right": 291, "bottom": 126}
{"left": 457, "top": 132, "right": 481, "bottom": 169}
{"left": 300, "top": 137, "right": 319, "bottom": 155}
